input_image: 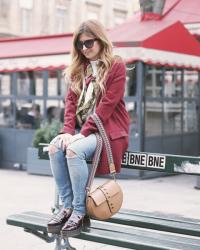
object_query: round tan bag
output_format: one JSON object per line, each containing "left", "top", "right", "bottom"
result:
{"left": 87, "top": 179, "right": 123, "bottom": 220}
{"left": 86, "top": 113, "right": 123, "bottom": 220}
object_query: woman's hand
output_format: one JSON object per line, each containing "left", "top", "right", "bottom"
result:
{"left": 69, "top": 133, "right": 85, "bottom": 144}
{"left": 55, "top": 133, "right": 73, "bottom": 150}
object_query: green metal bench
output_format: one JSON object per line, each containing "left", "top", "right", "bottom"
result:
{"left": 6, "top": 144, "right": 200, "bottom": 250}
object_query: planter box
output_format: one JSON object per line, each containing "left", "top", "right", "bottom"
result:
{"left": 27, "top": 147, "right": 52, "bottom": 176}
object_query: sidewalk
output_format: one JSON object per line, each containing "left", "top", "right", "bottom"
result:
{"left": 1, "top": 168, "right": 200, "bottom": 250}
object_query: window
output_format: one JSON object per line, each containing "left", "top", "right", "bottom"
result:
{"left": 126, "top": 101, "right": 138, "bottom": 139}
{"left": 17, "top": 72, "right": 31, "bottom": 96}
{"left": 140, "top": 0, "right": 154, "bottom": 12}
{"left": 17, "top": 71, "right": 43, "bottom": 96}
{"left": 15, "top": 71, "right": 44, "bottom": 129}
{"left": 46, "top": 100, "right": 65, "bottom": 123}
{"left": 0, "top": 0, "right": 9, "bottom": 18}
{"left": 0, "top": 73, "right": 11, "bottom": 96}
{"left": 48, "top": 71, "right": 66, "bottom": 97}
{"left": 113, "top": 10, "right": 127, "bottom": 26}
{"left": 86, "top": 2, "right": 101, "bottom": 20}
{"left": 0, "top": 69, "right": 67, "bottom": 130}
{"left": 0, "top": 99, "right": 14, "bottom": 128}
{"left": 56, "top": 6, "right": 67, "bottom": 33}
{"left": 183, "top": 70, "right": 199, "bottom": 98}
{"left": 19, "top": 0, "right": 33, "bottom": 33}
{"left": 163, "top": 100, "right": 182, "bottom": 135}
{"left": 162, "top": 69, "right": 184, "bottom": 135}
{"left": 16, "top": 71, "right": 44, "bottom": 97}
{"left": 140, "top": 0, "right": 165, "bottom": 14}
{"left": 16, "top": 100, "right": 43, "bottom": 129}
{"left": 163, "top": 69, "right": 183, "bottom": 98}
{"left": 145, "top": 100, "right": 162, "bottom": 136}
{"left": 145, "top": 65, "right": 200, "bottom": 137}
{"left": 0, "top": 73, "right": 14, "bottom": 127}
{"left": 125, "top": 64, "right": 136, "bottom": 96}
{"left": 183, "top": 100, "right": 198, "bottom": 133}
{"left": 20, "top": 8, "right": 32, "bottom": 33}
{"left": 145, "top": 66, "right": 163, "bottom": 97}
{"left": 35, "top": 71, "right": 44, "bottom": 96}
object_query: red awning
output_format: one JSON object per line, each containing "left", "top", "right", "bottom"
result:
{"left": 0, "top": 33, "right": 73, "bottom": 59}
{"left": 0, "top": 34, "right": 73, "bottom": 72}
{"left": 109, "top": 11, "right": 200, "bottom": 70}
{"left": 0, "top": 0, "right": 200, "bottom": 72}
{"left": 109, "top": 16, "right": 175, "bottom": 46}
{"left": 0, "top": 54, "right": 71, "bottom": 72}
{"left": 110, "top": 17, "right": 200, "bottom": 56}
{"left": 162, "top": 0, "right": 200, "bottom": 24}
{"left": 142, "top": 21, "right": 200, "bottom": 56}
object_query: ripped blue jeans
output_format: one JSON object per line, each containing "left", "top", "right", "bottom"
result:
{"left": 49, "top": 134, "right": 97, "bottom": 216}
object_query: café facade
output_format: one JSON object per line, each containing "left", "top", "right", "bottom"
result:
{"left": 0, "top": 0, "right": 200, "bottom": 173}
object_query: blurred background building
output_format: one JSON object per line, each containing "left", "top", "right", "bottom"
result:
{"left": 0, "top": 0, "right": 140, "bottom": 37}
{"left": 0, "top": 0, "right": 200, "bottom": 180}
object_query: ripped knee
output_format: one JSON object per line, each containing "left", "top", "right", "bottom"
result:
{"left": 48, "top": 145, "right": 59, "bottom": 155}
{"left": 66, "top": 149, "right": 77, "bottom": 158}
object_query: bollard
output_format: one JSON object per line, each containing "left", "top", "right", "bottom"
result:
{"left": 194, "top": 176, "right": 200, "bottom": 189}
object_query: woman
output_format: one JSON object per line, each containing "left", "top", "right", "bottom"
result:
{"left": 47, "top": 19, "right": 130, "bottom": 237}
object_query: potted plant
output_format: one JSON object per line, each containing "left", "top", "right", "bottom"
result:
{"left": 27, "top": 120, "right": 63, "bottom": 176}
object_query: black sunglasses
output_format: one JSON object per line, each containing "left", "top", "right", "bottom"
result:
{"left": 76, "top": 38, "right": 98, "bottom": 50}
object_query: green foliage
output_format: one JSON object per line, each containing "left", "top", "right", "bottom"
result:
{"left": 33, "top": 121, "right": 63, "bottom": 148}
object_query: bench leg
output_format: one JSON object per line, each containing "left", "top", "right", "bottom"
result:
{"left": 55, "top": 235, "right": 76, "bottom": 250}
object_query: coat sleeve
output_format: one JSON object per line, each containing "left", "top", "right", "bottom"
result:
{"left": 81, "top": 60, "right": 126, "bottom": 137}
{"left": 60, "top": 87, "right": 78, "bottom": 135}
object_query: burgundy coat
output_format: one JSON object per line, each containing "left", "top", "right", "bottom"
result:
{"left": 61, "top": 59, "right": 130, "bottom": 175}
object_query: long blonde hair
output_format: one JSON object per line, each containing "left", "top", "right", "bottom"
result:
{"left": 64, "top": 19, "right": 114, "bottom": 96}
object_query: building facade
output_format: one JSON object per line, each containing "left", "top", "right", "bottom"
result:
{"left": 0, "top": 0, "right": 200, "bottom": 180}
{"left": 0, "top": 0, "right": 140, "bottom": 37}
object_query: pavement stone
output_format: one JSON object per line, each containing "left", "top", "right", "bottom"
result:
{"left": 0, "top": 168, "right": 200, "bottom": 250}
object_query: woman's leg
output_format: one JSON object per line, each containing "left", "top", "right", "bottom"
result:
{"left": 61, "top": 133, "right": 97, "bottom": 237}
{"left": 48, "top": 137, "right": 73, "bottom": 209}
{"left": 66, "top": 133, "right": 97, "bottom": 216}
{"left": 47, "top": 137, "right": 74, "bottom": 234}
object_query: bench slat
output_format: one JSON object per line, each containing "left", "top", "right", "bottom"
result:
{"left": 120, "top": 208, "right": 200, "bottom": 224}
{"left": 14, "top": 211, "right": 200, "bottom": 245}
{"left": 109, "top": 209, "right": 200, "bottom": 237}
{"left": 79, "top": 227, "right": 200, "bottom": 250}
{"left": 11, "top": 210, "right": 200, "bottom": 237}
{"left": 6, "top": 211, "right": 200, "bottom": 250}
{"left": 6, "top": 213, "right": 49, "bottom": 233}
{"left": 93, "top": 220, "right": 200, "bottom": 246}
